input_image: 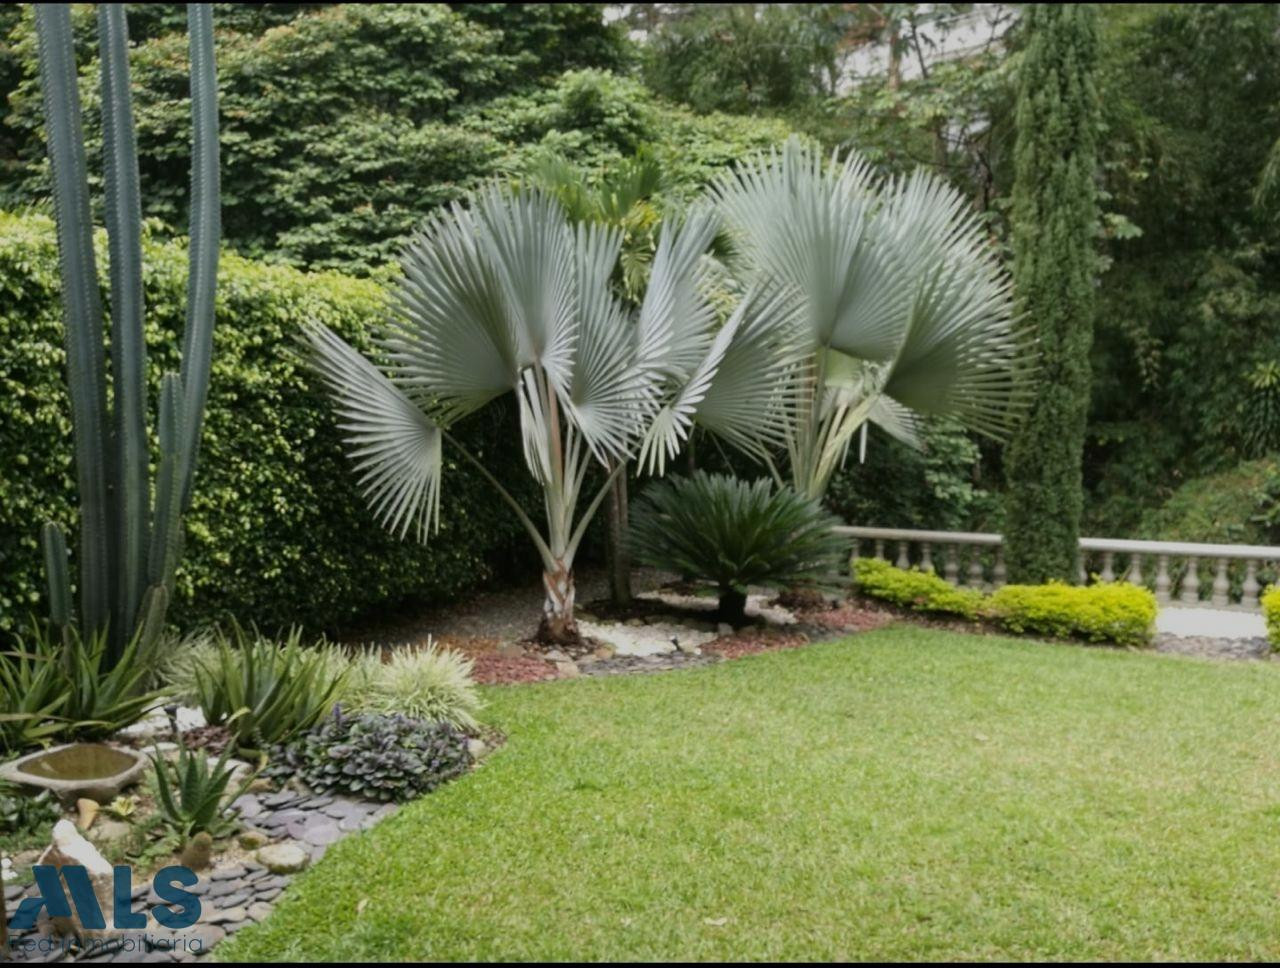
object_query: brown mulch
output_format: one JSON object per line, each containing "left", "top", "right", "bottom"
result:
{"left": 702, "top": 627, "right": 812, "bottom": 659}
{"left": 470, "top": 652, "right": 560, "bottom": 685}
{"left": 792, "top": 602, "right": 896, "bottom": 632}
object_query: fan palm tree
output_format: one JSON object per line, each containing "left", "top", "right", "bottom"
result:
{"left": 708, "top": 137, "right": 1036, "bottom": 501}
{"left": 522, "top": 149, "right": 668, "bottom": 607}
{"left": 302, "top": 184, "right": 801, "bottom": 646}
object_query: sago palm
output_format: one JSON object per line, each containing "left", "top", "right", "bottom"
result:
{"left": 303, "top": 185, "right": 801, "bottom": 645}
{"left": 712, "top": 138, "right": 1035, "bottom": 501}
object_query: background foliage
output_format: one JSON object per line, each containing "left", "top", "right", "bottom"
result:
{"left": 0, "top": 212, "right": 533, "bottom": 636}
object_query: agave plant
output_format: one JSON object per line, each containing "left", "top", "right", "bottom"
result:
{"left": 710, "top": 137, "right": 1035, "bottom": 501}
{"left": 150, "top": 744, "right": 249, "bottom": 841}
{"left": 630, "top": 472, "right": 847, "bottom": 625}
{"left": 303, "top": 185, "right": 801, "bottom": 645}
{"left": 33, "top": 3, "right": 220, "bottom": 668}
{"left": 190, "top": 624, "right": 347, "bottom": 755}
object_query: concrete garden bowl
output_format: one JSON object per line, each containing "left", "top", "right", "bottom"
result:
{"left": 0, "top": 743, "right": 148, "bottom": 806}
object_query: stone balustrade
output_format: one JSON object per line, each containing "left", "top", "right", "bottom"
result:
{"left": 836, "top": 526, "right": 1280, "bottom": 610}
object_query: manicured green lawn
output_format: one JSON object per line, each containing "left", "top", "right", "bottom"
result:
{"left": 221, "top": 626, "right": 1280, "bottom": 961}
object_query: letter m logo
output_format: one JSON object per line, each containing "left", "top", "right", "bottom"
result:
{"left": 8, "top": 865, "right": 106, "bottom": 932}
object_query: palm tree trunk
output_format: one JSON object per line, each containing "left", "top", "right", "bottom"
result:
{"left": 606, "top": 467, "right": 632, "bottom": 605}
{"left": 537, "top": 558, "right": 580, "bottom": 645}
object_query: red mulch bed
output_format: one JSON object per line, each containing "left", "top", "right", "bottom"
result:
{"left": 793, "top": 603, "right": 896, "bottom": 632}
{"left": 702, "top": 627, "right": 811, "bottom": 659}
{"left": 470, "top": 652, "right": 560, "bottom": 685}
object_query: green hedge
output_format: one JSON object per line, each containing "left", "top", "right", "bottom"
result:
{"left": 0, "top": 212, "right": 533, "bottom": 636}
{"left": 852, "top": 557, "right": 1157, "bottom": 647}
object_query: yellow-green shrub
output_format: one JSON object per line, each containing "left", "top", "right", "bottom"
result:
{"left": 852, "top": 557, "right": 987, "bottom": 620}
{"left": 852, "top": 557, "right": 1158, "bottom": 647}
{"left": 989, "top": 582, "right": 1157, "bottom": 648}
{"left": 1262, "top": 585, "right": 1280, "bottom": 651}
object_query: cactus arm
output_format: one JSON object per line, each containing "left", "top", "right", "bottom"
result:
{"left": 98, "top": 4, "right": 150, "bottom": 648}
{"left": 41, "top": 522, "right": 71, "bottom": 630}
{"left": 177, "top": 2, "right": 220, "bottom": 506}
{"left": 33, "top": 3, "right": 112, "bottom": 636}
{"left": 148, "top": 373, "right": 189, "bottom": 591}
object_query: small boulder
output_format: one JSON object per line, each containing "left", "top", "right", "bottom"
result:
{"left": 238, "top": 828, "right": 270, "bottom": 850}
{"left": 466, "top": 738, "right": 488, "bottom": 760}
{"left": 552, "top": 659, "right": 580, "bottom": 679}
{"left": 255, "top": 841, "right": 310, "bottom": 875}
{"left": 75, "top": 798, "right": 99, "bottom": 831}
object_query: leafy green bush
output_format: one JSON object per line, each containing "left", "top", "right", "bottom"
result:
{"left": 190, "top": 625, "right": 347, "bottom": 755}
{"left": 265, "top": 709, "right": 472, "bottom": 803}
{"left": 360, "top": 647, "right": 483, "bottom": 732}
{"left": 1262, "top": 585, "right": 1280, "bottom": 651}
{"left": 631, "top": 473, "right": 847, "bottom": 625}
{"left": 989, "top": 583, "right": 1157, "bottom": 648}
{"left": 0, "top": 211, "right": 533, "bottom": 636}
{"left": 853, "top": 558, "right": 1158, "bottom": 647}
{"left": 150, "top": 745, "right": 249, "bottom": 841}
{"left": 852, "top": 557, "right": 988, "bottom": 620}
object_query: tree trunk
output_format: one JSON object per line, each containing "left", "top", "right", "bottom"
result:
{"left": 606, "top": 466, "right": 632, "bottom": 605}
{"left": 536, "top": 559, "right": 580, "bottom": 646}
{"left": 718, "top": 587, "right": 748, "bottom": 628}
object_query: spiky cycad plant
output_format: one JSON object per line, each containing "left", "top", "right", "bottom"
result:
{"left": 630, "top": 472, "right": 846, "bottom": 626}
{"left": 712, "top": 137, "right": 1035, "bottom": 502}
{"left": 303, "top": 186, "right": 802, "bottom": 646}
{"left": 33, "top": 3, "right": 220, "bottom": 667}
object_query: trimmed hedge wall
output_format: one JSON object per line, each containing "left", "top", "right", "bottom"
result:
{"left": 852, "top": 557, "right": 1157, "bottom": 647}
{"left": 0, "top": 212, "right": 533, "bottom": 636}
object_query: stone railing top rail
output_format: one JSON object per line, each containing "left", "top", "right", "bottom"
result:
{"left": 834, "top": 526, "right": 1280, "bottom": 561}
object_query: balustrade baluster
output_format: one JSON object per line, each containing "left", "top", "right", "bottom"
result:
{"left": 1180, "top": 557, "right": 1200, "bottom": 604}
{"left": 1155, "top": 555, "right": 1171, "bottom": 603}
{"left": 993, "top": 548, "right": 1007, "bottom": 589}
{"left": 1100, "top": 551, "right": 1115, "bottom": 583}
{"left": 967, "top": 546, "right": 984, "bottom": 589}
{"left": 920, "top": 542, "right": 934, "bottom": 575}
{"left": 1211, "top": 558, "right": 1230, "bottom": 607}
{"left": 874, "top": 539, "right": 885, "bottom": 560}
{"left": 1128, "top": 553, "right": 1144, "bottom": 589}
{"left": 944, "top": 546, "right": 959, "bottom": 586}
{"left": 1243, "top": 559, "right": 1260, "bottom": 608}
{"left": 896, "top": 541, "right": 911, "bottom": 570}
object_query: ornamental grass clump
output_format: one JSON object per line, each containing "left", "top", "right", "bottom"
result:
{"left": 362, "top": 645, "right": 483, "bottom": 732}
{"left": 630, "top": 471, "right": 847, "bottom": 626}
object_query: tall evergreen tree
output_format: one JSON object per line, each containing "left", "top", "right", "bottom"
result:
{"left": 1004, "top": 3, "right": 1100, "bottom": 583}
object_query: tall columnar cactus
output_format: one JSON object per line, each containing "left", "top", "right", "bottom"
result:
{"left": 34, "top": 3, "right": 220, "bottom": 667}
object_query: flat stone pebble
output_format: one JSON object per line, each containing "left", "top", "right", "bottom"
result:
{"left": 206, "top": 905, "right": 248, "bottom": 925}
{"left": 230, "top": 795, "right": 263, "bottom": 819}
{"left": 247, "top": 901, "right": 274, "bottom": 922}
{"left": 300, "top": 821, "right": 342, "bottom": 846}
{"left": 209, "top": 864, "right": 246, "bottom": 882}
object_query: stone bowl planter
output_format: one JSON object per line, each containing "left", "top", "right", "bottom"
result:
{"left": 0, "top": 743, "right": 148, "bottom": 806}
